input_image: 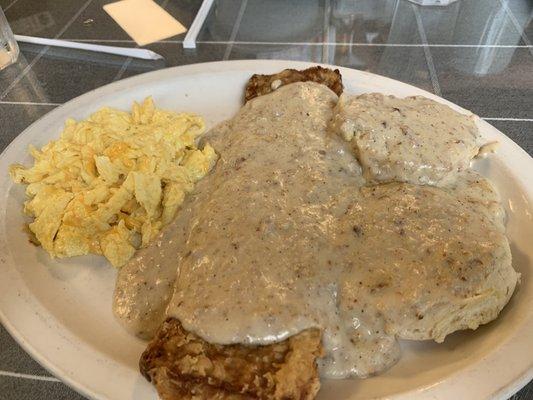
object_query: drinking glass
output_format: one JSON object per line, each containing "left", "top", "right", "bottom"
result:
{"left": 0, "top": 6, "right": 19, "bottom": 71}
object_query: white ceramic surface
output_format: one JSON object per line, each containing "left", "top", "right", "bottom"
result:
{"left": 0, "top": 60, "right": 531, "bottom": 400}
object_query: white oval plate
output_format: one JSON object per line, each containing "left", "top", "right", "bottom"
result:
{"left": 0, "top": 60, "right": 531, "bottom": 400}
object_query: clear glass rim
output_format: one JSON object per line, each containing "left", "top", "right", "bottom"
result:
{"left": 0, "top": 5, "right": 20, "bottom": 71}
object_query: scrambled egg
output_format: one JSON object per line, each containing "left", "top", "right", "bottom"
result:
{"left": 10, "top": 97, "right": 217, "bottom": 267}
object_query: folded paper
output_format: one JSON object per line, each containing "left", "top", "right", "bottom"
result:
{"left": 104, "top": 0, "right": 187, "bottom": 46}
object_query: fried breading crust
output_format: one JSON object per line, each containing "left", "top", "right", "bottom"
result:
{"left": 244, "top": 66, "right": 343, "bottom": 102}
{"left": 140, "top": 319, "right": 323, "bottom": 400}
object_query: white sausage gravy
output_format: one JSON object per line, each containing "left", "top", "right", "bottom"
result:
{"left": 113, "top": 82, "right": 518, "bottom": 379}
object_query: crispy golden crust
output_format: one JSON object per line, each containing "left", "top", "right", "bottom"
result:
{"left": 244, "top": 66, "right": 343, "bottom": 102}
{"left": 140, "top": 318, "right": 323, "bottom": 400}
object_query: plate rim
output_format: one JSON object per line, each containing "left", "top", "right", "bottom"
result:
{"left": 0, "top": 59, "right": 532, "bottom": 400}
